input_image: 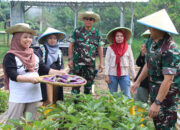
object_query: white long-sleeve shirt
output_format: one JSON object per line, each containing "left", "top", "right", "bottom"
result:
{"left": 105, "top": 45, "right": 136, "bottom": 78}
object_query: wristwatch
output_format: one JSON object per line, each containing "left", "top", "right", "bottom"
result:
{"left": 68, "top": 57, "right": 73, "bottom": 61}
{"left": 154, "top": 99, "right": 162, "bottom": 105}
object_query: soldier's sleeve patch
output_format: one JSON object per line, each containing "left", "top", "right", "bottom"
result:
{"left": 69, "top": 37, "right": 75, "bottom": 43}
{"left": 98, "top": 41, "right": 104, "bottom": 46}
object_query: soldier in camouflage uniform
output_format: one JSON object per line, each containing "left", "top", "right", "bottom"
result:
{"left": 68, "top": 11, "right": 104, "bottom": 94}
{"left": 131, "top": 9, "right": 180, "bottom": 129}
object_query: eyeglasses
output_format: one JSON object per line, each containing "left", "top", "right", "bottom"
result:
{"left": 83, "top": 17, "right": 95, "bottom": 21}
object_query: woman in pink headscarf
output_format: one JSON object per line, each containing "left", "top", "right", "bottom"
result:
{"left": 0, "top": 23, "right": 66, "bottom": 123}
{"left": 105, "top": 27, "right": 135, "bottom": 98}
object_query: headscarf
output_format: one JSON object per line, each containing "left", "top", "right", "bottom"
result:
{"left": 44, "top": 34, "right": 59, "bottom": 67}
{"left": 3, "top": 32, "right": 36, "bottom": 90}
{"left": 110, "top": 30, "right": 128, "bottom": 77}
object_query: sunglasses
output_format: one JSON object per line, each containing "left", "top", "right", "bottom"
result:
{"left": 83, "top": 17, "right": 95, "bottom": 21}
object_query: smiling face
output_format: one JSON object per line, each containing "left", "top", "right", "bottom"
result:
{"left": 20, "top": 33, "right": 33, "bottom": 49}
{"left": 48, "top": 34, "right": 58, "bottom": 46}
{"left": 115, "top": 32, "right": 124, "bottom": 44}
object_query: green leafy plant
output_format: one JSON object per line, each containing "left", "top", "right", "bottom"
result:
{"left": 0, "top": 112, "right": 59, "bottom": 130}
{"left": 0, "top": 92, "right": 155, "bottom": 130}
{"left": 39, "top": 92, "right": 154, "bottom": 130}
{"left": 0, "top": 89, "right": 8, "bottom": 114}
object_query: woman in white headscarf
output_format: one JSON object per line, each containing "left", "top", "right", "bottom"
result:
{"left": 37, "top": 27, "right": 66, "bottom": 105}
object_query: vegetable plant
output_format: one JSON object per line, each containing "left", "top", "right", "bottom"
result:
{"left": 0, "top": 92, "right": 155, "bottom": 130}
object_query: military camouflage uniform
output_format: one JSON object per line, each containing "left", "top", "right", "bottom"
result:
{"left": 146, "top": 34, "right": 180, "bottom": 130}
{"left": 69, "top": 27, "right": 104, "bottom": 94}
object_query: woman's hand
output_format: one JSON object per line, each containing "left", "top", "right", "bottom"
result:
{"left": 132, "top": 76, "right": 136, "bottom": 82}
{"left": 130, "top": 81, "right": 140, "bottom": 95}
{"left": 49, "top": 69, "right": 67, "bottom": 76}
{"left": 16, "top": 75, "right": 40, "bottom": 84}
{"left": 98, "top": 64, "right": 104, "bottom": 73}
{"left": 59, "top": 69, "right": 67, "bottom": 75}
{"left": 130, "top": 76, "right": 135, "bottom": 82}
{"left": 105, "top": 75, "right": 111, "bottom": 84}
{"left": 29, "top": 76, "right": 40, "bottom": 84}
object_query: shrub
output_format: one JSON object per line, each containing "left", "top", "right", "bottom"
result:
{"left": 0, "top": 89, "right": 8, "bottom": 114}
{"left": 1, "top": 92, "right": 155, "bottom": 130}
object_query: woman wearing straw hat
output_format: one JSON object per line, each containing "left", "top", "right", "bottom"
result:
{"left": 68, "top": 11, "right": 104, "bottom": 94}
{"left": 0, "top": 23, "right": 66, "bottom": 123}
{"left": 105, "top": 27, "right": 136, "bottom": 99}
{"left": 134, "top": 30, "right": 150, "bottom": 103}
{"left": 131, "top": 9, "right": 180, "bottom": 129}
{"left": 37, "top": 27, "right": 66, "bottom": 105}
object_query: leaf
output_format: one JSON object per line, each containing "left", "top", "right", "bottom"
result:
{"left": 119, "top": 123, "right": 129, "bottom": 130}
{"left": 64, "top": 115, "right": 77, "bottom": 123}
{"left": 127, "top": 123, "right": 135, "bottom": 129}
{"left": 7, "top": 119, "right": 22, "bottom": 127}
{"left": 31, "top": 120, "right": 42, "bottom": 127}
{"left": 25, "top": 112, "right": 33, "bottom": 122}
{"left": 0, "top": 124, "right": 16, "bottom": 130}
{"left": 93, "top": 101, "right": 103, "bottom": 111}
{"left": 64, "top": 123, "right": 75, "bottom": 128}
{"left": 67, "top": 105, "right": 75, "bottom": 114}
{"left": 23, "top": 125, "right": 32, "bottom": 130}
{"left": 56, "top": 103, "right": 67, "bottom": 111}
{"left": 40, "top": 120, "right": 57, "bottom": 129}
{"left": 100, "top": 122, "right": 113, "bottom": 130}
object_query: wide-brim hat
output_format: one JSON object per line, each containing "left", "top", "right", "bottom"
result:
{"left": 141, "top": 30, "right": 150, "bottom": 38}
{"left": 78, "top": 11, "right": 100, "bottom": 22}
{"left": 5, "top": 23, "right": 36, "bottom": 35}
{"left": 137, "top": 9, "right": 178, "bottom": 35}
{"left": 38, "top": 27, "right": 66, "bottom": 44}
{"left": 106, "top": 27, "right": 132, "bottom": 44}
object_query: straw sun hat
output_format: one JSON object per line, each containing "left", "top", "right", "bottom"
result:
{"left": 141, "top": 30, "right": 150, "bottom": 38}
{"left": 137, "top": 9, "right": 178, "bottom": 35}
{"left": 106, "top": 27, "right": 132, "bottom": 44}
{"left": 5, "top": 23, "right": 36, "bottom": 35}
{"left": 78, "top": 11, "right": 100, "bottom": 22}
{"left": 38, "top": 27, "right": 66, "bottom": 44}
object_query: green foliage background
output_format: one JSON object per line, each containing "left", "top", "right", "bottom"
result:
{"left": 1, "top": 0, "right": 180, "bottom": 35}
{"left": 0, "top": 92, "right": 154, "bottom": 130}
{"left": 0, "top": 0, "right": 180, "bottom": 63}
{"left": 0, "top": 90, "right": 8, "bottom": 114}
